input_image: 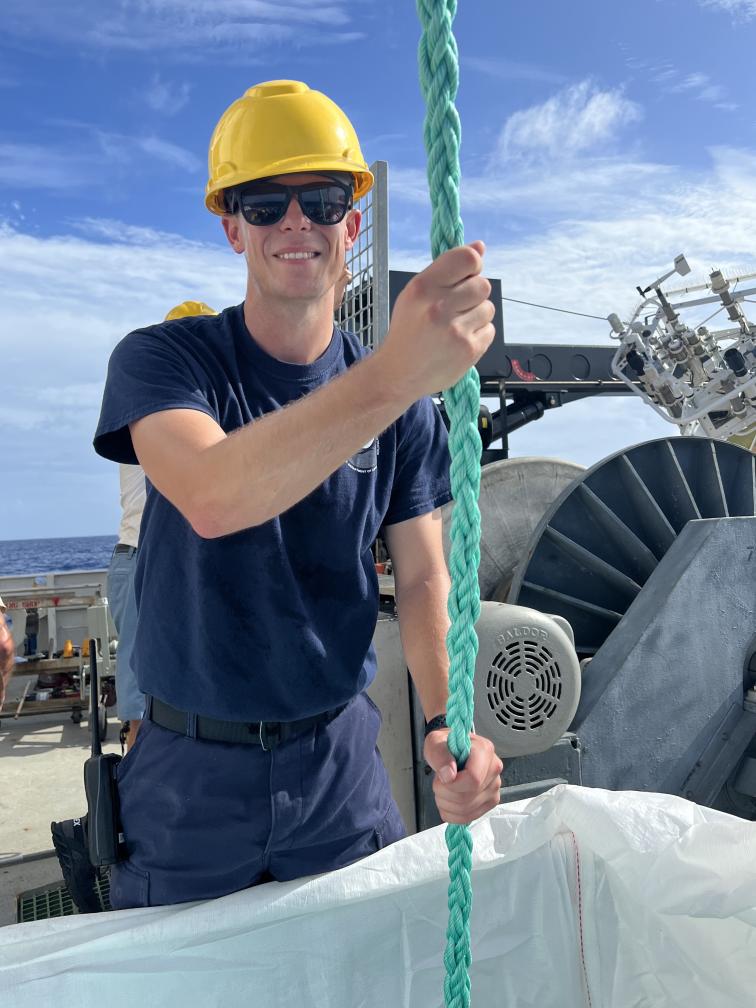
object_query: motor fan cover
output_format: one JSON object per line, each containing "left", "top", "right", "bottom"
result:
{"left": 474, "top": 601, "right": 581, "bottom": 757}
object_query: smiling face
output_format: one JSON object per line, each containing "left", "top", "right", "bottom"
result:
{"left": 222, "top": 172, "right": 361, "bottom": 308}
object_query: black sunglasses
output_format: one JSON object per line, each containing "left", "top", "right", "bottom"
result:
{"left": 228, "top": 179, "right": 353, "bottom": 227}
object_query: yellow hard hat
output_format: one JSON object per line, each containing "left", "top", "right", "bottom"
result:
{"left": 164, "top": 301, "right": 218, "bottom": 321}
{"left": 205, "top": 80, "right": 373, "bottom": 216}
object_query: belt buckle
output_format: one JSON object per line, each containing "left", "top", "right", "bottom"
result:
{"left": 258, "top": 721, "right": 281, "bottom": 751}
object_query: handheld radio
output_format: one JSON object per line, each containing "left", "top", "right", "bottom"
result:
{"left": 82, "top": 639, "right": 124, "bottom": 866}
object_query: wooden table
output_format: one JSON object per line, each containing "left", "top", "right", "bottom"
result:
{"left": 3, "top": 657, "right": 84, "bottom": 722}
{"left": 11, "top": 657, "right": 81, "bottom": 679}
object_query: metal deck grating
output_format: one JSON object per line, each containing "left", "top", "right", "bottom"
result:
{"left": 17, "top": 873, "right": 111, "bottom": 922}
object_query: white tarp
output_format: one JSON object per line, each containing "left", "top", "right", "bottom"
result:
{"left": 2, "top": 785, "right": 756, "bottom": 1007}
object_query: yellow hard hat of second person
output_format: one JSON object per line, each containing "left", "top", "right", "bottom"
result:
{"left": 164, "top": 301, "right": 218, "bottom": 321}
{"left": 205, "top": 80, "right": 373, "bottom": 216}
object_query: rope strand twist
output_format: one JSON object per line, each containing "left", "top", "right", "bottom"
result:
{"left": 417, "top": 1, "right": 483, "bottom": 1005}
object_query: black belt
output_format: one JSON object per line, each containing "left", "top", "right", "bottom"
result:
{"left": 114, "top": 543, "right": 137, "bottom": 555}
{"left": 147, "top": 695, "right": 347, "bottom": 749}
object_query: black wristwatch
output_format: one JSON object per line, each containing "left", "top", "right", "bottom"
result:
{"left": 424, "top": 713, "right": 448, "bottom": 737}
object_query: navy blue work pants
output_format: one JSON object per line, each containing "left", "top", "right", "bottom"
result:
{"left": 109, "top": 692, "right": 406, "bottom": 909}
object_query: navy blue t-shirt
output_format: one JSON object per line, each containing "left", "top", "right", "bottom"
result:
{"left": 94, "top": 305, "right": 451, "bottom": 721}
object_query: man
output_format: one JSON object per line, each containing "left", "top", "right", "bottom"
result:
{"left": 94, "top": 80, "right": 502, "bottom": 910}
{"left": 107, "top": 301, "right": 218, "bottom": 752}
{"left": 56, "top": 279, "right": 357, "bottom": 917}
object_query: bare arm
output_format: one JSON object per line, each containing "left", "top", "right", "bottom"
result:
{"left": 131, "top": 242, "right": 495, "bottom": 538}
{"left": 383, "top": 510, "right": 450, "bottom": 720}
{"left": 0, "top": 613, "right": 14, "bottom": 708}
{"left": 133, "top": 356, "right": 410, "bottom": 537}
{"left": 384, "top": 511, "right": 504, "bottom": 824}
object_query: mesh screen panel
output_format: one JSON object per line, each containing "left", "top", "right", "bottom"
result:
{"left": 335, "top": 161, "right": 389, "bottom": 350}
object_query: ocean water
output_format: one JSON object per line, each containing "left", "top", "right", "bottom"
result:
{"left": 0, "top": 535, "right": 118, "bottom": 576}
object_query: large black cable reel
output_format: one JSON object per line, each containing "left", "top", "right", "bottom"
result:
{"left": 508, "top": 436, "right": 755, "bottom": 657}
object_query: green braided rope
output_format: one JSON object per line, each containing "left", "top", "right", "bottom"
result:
{"left": 417, "top": 2, "right": 482, "bottom": 1006}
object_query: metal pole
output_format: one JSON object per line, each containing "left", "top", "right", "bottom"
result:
{"left": 370, "top": 160, "right": 390, "bottom": 348}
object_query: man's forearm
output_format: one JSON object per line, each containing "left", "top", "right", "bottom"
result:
{"left": 396, "top": 572, "right": 451, "bottom": 722}
{"left": 184, "top": 350, "right": 413, "bottom": 537}
{"left": 0, "top": 614, "right": 14, "bottom": 707}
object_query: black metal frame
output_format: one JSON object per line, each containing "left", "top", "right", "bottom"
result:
{"left": 478, "top": 343, "right": 639, "bottom": 462}
{"left": 388, "top": 270, "right": 640, "bottom": 462}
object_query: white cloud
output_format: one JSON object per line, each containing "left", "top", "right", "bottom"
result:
{"left": 155, "top": 0, "right": 351, "bottom": 26}
{"left": 699, "top": 0, "right": 756, "bottom": 17}
{"left": 389, "top": 144, "right": 756, "bottom": 357}
{"left": 675, "top": 72, "right": 710, "bottom": 91}
{"left": 0, "top": 0, "right": 358, "bottom": 55}
{"left": 391, "top": 157, "right": 676, "bottom": 223}
{"left": 71, "top": 217, "right": 207, "bottom": 246}
{"left": 462, "top": 57, "right": 567, "bottom": 85}
{"left": 0, "top": 143, "right": 95, "bottom": 189}
{"left": 144, "top": 74, "right": 191, "bottom": 115}
{"left": 35, "top": 383, "right": 113, "bottom": 408}
{"left": 625, "top": 53, "right": 737, "bottom": 110}
{"left": 0, "top": 405, "right": 51, "bottom": 431}
{"left": 206, "top": 20, "right": 292, "bottom": 44}
{"left": 669, "top": 72, "right": 729, "bottom": 105}
{"left": 134, "top": 136, "right": 201, "bottom": 173}
{"left": 495, "top": 81, "right": 643, "bottom": 163}
{"left": 0, "top": 220, "right": 242, "bottom": 536}
{"left": 1, "top": 123, "right": 202, "bottom": 197}
{"left": 504, "top": 149, "right": 756, "bottom": 363}
{"left": 698, "top": 84, "right": 727, "bottom": 102}
{"left": 94, "top": 129, "right": 201, "bottom": 173}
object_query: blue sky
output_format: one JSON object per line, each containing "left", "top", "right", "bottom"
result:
{"left": 2, "top": 0, "right": 756, "bottom": 538}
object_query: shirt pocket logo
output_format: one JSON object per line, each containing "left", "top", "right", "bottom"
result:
{"left": 346, "top": 437, "right": 379, "bottom": 473}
